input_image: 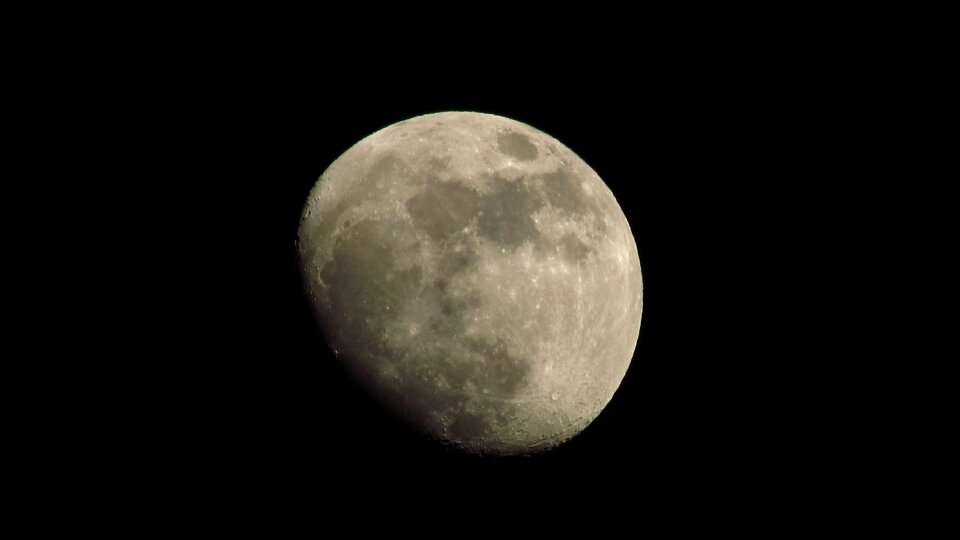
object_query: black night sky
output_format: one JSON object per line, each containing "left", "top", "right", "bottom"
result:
{"left": 149, "top": 42, "right": 839, "bottom": 519}
{"left": 11, "top": 3, "right": 903, "bottom": 528}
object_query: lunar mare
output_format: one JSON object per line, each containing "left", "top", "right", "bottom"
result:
{"left": 299, "top": 112, "right": 642, "bottom": 455}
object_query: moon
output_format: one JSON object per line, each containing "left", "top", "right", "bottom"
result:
{"left": 298, "top": 112, "right": 642, "bottom": 455}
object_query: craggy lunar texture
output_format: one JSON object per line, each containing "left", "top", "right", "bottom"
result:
{"left": 299, "top": 112, "right": 642, "bottom": 455}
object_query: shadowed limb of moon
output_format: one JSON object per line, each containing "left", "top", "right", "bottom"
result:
{"left": 299, "top": 111, "right": 642, "bottom": 455}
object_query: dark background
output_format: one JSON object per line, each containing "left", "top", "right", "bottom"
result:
{"left": 12, "top": 7, "right": 913, "bottom": 528}
{"left": 140, "top": 43, "right": 845, "bottom": 517}
{"left": 24, "top": 10, "right": 912, "bottom": 528}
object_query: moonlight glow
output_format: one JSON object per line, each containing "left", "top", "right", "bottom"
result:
{"left": 299, "top": 112, "right": 642, "bottom": 455}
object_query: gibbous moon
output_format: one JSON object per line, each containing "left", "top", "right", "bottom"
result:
{"left": 299, "top": 112, "right": 642, "bottom": 455}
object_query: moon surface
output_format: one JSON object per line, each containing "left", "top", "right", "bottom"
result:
{"left": 299, "top": 112, "right": 642, "bottom": 455}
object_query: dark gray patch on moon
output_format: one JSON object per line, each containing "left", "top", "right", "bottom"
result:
{"left": 428, "top": 155, "right": 451, "bottom": 173}
{"left": 539, "top": 167, "right": 608, "bottom": 236}
{"left": 367, "top": 154, "right": 409, "bottom": 186}
{"left": 477, "top": 176, "right": 544, "bottom": 248}
{"left": 540, "top": 169, "right": 594, "bottom": 216}
{"left": 558, "top": 233, "right": 591, "bottom": 263}
{"left": 416, "top": 284, "right": 469, "bottom": 336}
{"left": 447, "top": 413, "right": 487, "bottom": 440}
{"left": 438, "top": 244, "right": 479, "bottom": 276}
{"left": 406, "top": 180, "right": 478, "bottom": 240}
{"left": 465, "top": 337, "right": 528, "bottom": 397}
{"left": 317, "top": 216, "right": 533, "bottom": 450}
{"left": 319, "top": 219, "right": 422, "bottom": 353}
{"left": 385, "top": 316, "right": 532, "bottom": 448}
{"left": 497, "top": 132, "right": 539, "bottom": 161}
